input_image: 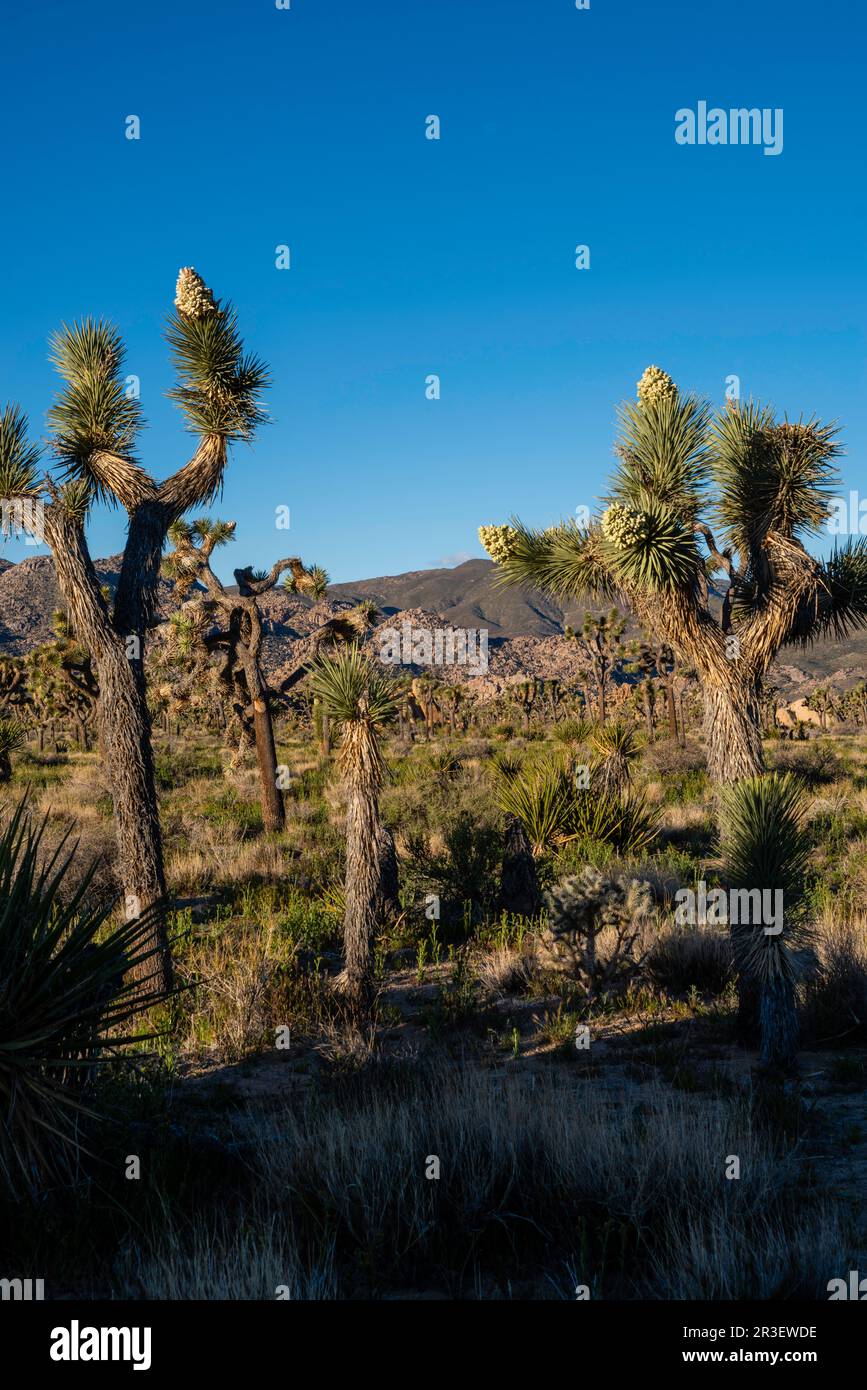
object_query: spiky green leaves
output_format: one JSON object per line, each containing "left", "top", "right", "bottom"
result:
{"left": 0, "top": 798, "right": 171, "bottom": 1199}
{"left": 711, "top": 402, "right": 841, "bottom": 549}
{"left": 282, "top": 562, "right": 330, "bottom": 599}
{"left": 47, "top": 319, "right": 151, "bottom": 506}
{"left": 0, "top": 405, "right": 41, "bottom": 504}
{"left": 600, "top": 498, "right": 699, "bottom": 592}
{"left": 309, "top": 643, "right": 398, "bottom": 731}
{"left": 0, "top": 715, "right": 27, "bottom": 763}
{"left": 719, "top": 772, "right": 813, "bottom": 985}
{"left": 481, "top": 518, "right": 617, "bottom": 602}
{"left": 166, "top": 271, "right": 269, "bottom": 442}
{"left": 813, "top": 537, "right": 867, "bottom": 641}
{"left": 612, "top": 377, "right": 711, "bottom": 524}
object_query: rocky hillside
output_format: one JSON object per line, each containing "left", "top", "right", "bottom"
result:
{"left": 0, "top": 552, "right": 862, "bottom": 699}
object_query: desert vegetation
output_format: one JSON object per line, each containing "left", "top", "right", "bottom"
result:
{"left": 2, "top": 321, "right": 867, "bottom": 1302}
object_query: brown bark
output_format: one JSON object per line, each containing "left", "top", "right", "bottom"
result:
{"left": 251, "top": 693, "right": 285, "bottom": 832}
{"left": 703, "top": 681, "right": 764, "bottom": 784}
{"left": 343, "top": 781, "right": 381, "bottom": 1015}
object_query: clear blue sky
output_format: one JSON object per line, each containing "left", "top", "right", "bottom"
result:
{"left": 0, "top": 0, "right": 864, "bottom": 582}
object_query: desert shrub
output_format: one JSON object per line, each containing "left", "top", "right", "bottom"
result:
{"left": 648, "top": 926, "right": 733, "bottom": 995}
{"left": 571, "top": 789, "right": 659, "bottom": 856}
{"left": 552, "top": 718, "right": 592, "bottom": 745}
{"left": 495, "top": 759, "right": 575, "bottom": 855}
{"left": 402, "top": 810, "right": 501, "bottom": 930}
{"left": 767, "top": 741, "right": 846, "bottom": 788}
{"left": 539, "top": 868, "right": 655, "bottom": 998}
{"left": 643, "top": 738, "right": 705, "bottom": 780}
{"left": 801, "top": 915, "right": 867, "bottom": 1045}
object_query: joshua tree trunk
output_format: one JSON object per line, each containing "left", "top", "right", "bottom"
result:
{"left": 703, "top": 682, "right": 764, "bottom": 784}
{"left": 95, "top": 645, "right": 172, "bottom": 992}
{"left": 666, "top": 685, "right": 678, "bottom": 741}
{"left": 759, "top": 975, "right": 799, "bottom": 1071}
{"left": 251, "top": 694, "right": 284, "bottom": 832}
{"left": 343, "top": 774, "right": 381, "bottom": 1015}
{"left": 376, "top": 822, "right": 400, "bottom": 919}
{"left": 499, "top": 817, "right": 541, "bottom": 916}
{"left": 45, "top": 509, "right": 174, "bottom": 995}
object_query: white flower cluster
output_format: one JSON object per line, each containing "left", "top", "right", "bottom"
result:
{"left": 478, "top": 524, "right": 518, "bottom": 564}
{"left": 174, "top": 267, "right": 217, "bottom": 319}
{"left": 601, "top": 503, "right": 649, "bottom": 549}
{"left": 637, "top": 364, "right": 677, "bottom": 407}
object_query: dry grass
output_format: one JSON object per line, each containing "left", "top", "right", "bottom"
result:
{"left": 114, "top": 1059, "right": 847, "bottom": 1299}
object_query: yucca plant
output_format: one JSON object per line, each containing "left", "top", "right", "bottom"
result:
{"left": 0, "top": 799, "right": 170, "bottom": 1200}
{"left": 589, "top": 720, "right": 639, "bottom": 798}
{"left": 0, "top": 717, "right": 27, "bottom": 782}
{"left": 494, "top": 759, "right": 575, "bottom": 856}
{"left": 0, "top": 268, "right": 270, "bottom": 992}
{"left": 719, "top": 773, "right": 814, "bottom": 1070}
{"left": 570, "top": 787, "right": 659, "bottom": 856}
{"left": 309, "top": 646, "right": 399, "bottom": 1014}
{"left": 480, "top": 367, "right": 867, "bottom": 785}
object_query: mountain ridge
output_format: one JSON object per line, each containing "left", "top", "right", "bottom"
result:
{"left": 0, "top": 552, "right": 862, "bottom": 696}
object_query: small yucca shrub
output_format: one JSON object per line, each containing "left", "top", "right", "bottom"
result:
{"left": 719, "top": 773, "right": 815, "bottom": 1069}
{"left": 0, "top": 799, "right": 170, "bottom": 1200}
{"left": 0, "top": 717, "right": 27, "bottom": 782}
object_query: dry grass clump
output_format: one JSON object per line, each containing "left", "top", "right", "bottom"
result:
{"left": 116, "top": 1217, "right": 336, "bottom": 1300}
{"left": 802, "top": 910, "right": 867, "bottom": 1045}
{"left": 473, "top": 944, "right": 535, "bottom": 999}
{"left": 648, "top": 925, "right": 734, "bottom": 995}
{"left": 115, "top": 1059, "right": 847, "bottom": 1299}
{"left": 179, "top": 924, "right": 298, "bottom": 1061}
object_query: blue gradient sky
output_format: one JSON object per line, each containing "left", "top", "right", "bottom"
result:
{"left": 0, "top": 0, "right": 864, "bottom": 582}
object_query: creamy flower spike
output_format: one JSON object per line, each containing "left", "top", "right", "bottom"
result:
{"left": 478, "top": 523, "right": 519, "bottom": 564}
{"left": 174, "top": 267, "right": 218, "bottom": 320}
{"left": 637, "top": 364, "right": 677, "bottom": 408}
{"left": 601, "top": 502, "right": 650, "bottom": 549}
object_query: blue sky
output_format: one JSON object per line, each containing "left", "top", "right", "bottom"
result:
{"left": 0, "top": 0, "right": 864, "bottom": 582}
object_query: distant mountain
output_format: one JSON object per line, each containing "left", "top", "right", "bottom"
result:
{"left": 328, "top": 559, "right": 583, "bottom": 637}
{"left": 0, "top": 553, "right": 862, "bottom": 696}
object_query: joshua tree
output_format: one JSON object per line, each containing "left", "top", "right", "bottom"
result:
{"left": 161, "top": 518, "right": 325, "bottom": 831}
{"left": 564, "top": 610, "right": 626, "bottom": 726}
{"left": 0, "top": 268, "right": 269, "bottom": 990}
{"left": 0, "top": 658, "right": 28, "bottom": 716}
{"left": 719, "top": 773, "right": 814, "bottom": 1070}
{"left": 844, "top": 682, "right": 867, "bottom": 727}
{"left": 309, "top": 645, "right": 399, "bottom": 1015}
{"left": 805, "top": 684, "right": 836, "bottom": 731}
{"left": 25, "top": 609, "right": 100, "bottom": 752}
{"left": 480, "top": 366, "right": 867, "bottom": 783}
{"left": 624, "top": 640, "right": 658, "bottom": 740}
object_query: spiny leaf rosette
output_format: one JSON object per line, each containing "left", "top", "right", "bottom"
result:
{"left": 479, "top": 365, "right": 867, "bottom": 784}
